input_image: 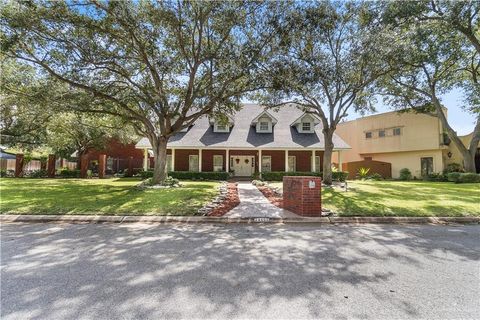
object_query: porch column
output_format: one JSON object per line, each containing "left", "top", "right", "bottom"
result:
{"left": 199, "top": 149, "right": 202, "bottom": 172}
{"left": 311, "top": 150, "right": 316, "bottom": 173}
{"left": 171, "top": 148, "right": 175, "bottom": 172}
{"left": 338, "top": 150, "right": 343, "bottom": 171}
{"left": 258, "top": 149, "right": 262, "bottom": 175}
{"left": 285, "top": 150, "right": 289, "bottom": 172}
{"left": 143, "top": 148, "right": 148, "bottom": 171}
{"left": 225, "top": 149, "right": 229, "bottom": 172}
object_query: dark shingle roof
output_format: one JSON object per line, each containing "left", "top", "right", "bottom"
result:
{"left": 136, "top": 104, "right": 350, "bottom": 150}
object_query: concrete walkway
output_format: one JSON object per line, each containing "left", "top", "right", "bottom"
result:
{"left": 225, "top": 182, "right": 300, "bottom": 218}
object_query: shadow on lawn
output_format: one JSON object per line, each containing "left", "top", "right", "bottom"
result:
{"left": 0, "top": 178, "right": 217, "bottom": 215}
{"left": 1, "top": 223, "right": 478, "bottom": 319}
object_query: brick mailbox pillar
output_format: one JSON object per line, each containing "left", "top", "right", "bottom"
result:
{"left": 47, "top": 154, "right": 56, "bottom": 178}
{"left": 98, "top": 154, "right": 107, "bottom": 179}
{"left": 283, "top": 176, "right": 322, "bottom": 216}
{"left": 15, "top": 154, "right": 24, "bottom": 178}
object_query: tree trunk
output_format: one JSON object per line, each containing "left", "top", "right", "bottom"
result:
{"left": 433, "top": 97, "right": 478, "bottom": 173}
{"left": 151, "top": 136, "right": 168, "bottom": 185}
{"left": 322, "top": 130, "right": 334, "bottom": 185}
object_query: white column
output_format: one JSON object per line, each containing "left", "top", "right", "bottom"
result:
{"left": 143, "top": 148, "right": 148, "bottom": 171}
{"left": 171, "top": 148, "right": 175, "bottom": 172}
{"left": 258, "top": 149, "right": 262, "bottom": 175}
{"left": 312, "top": 150, "right": 316, "bottom": 173}
{"left": 338, "top": 150, "right": 343, "bottom": 171}
{"left": 285, "top": 150, "right": 289, "bottom": 172}
{"left": 225, "top": 149, "right": 229, "bottom": 172}
{"left": 199, "top": 149, "right": 202, "bottom": 172}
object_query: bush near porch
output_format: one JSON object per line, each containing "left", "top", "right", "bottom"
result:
{"left": 261, "top": 171, "right": 349, "bottom": 182}
{"left": 268, "top": 180, "right": 480, "bottom": 217}
{"left": 139, "top": 170, "right": 230, "bottom": 180}
{"left": 0, "top": 178, "right": 220, "bottom": 215}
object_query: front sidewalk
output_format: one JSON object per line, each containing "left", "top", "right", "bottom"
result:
{"left": 1, "top": 214, "right": 478, "bottom": 225}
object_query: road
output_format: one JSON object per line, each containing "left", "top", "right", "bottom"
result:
{"left": 1, "top": 223, "right": 479, "bottom": 319}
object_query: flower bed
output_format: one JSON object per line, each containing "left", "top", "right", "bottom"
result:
{"left": 257, "top": 185, "right": 283, "bottom": 209}
{"left": 206, "top": 182, "right": 240, "bottom": 216}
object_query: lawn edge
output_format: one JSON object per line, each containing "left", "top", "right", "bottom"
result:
{"left": 1, "top": 214, "right": 478, "bottom": 225}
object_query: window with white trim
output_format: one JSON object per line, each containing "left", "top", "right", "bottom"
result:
{"left": 261, "top": 156, "right": 272, "bottom": 172}
{"left": 302, "top": 122, "right": 311, "bottom": 132}
{"left": 315, "top": 156, "right": 320, "bottom": 172}
{"left": 213, "top": 155, "right": 223, "bottom": 172}
{"left": 259, "top": 122, "right": 269, "bottom": 132}
{"left": 214, "top": 123, "right": 229, "bottom": 132}
{"left": 189, "top": 155, "right": 199, "bottom": 172}
{"left": 288, "top": 156, "right": 296, "bottom": 172}
{"left": 166, "top": 155, "right": 173, "bottom": 172}
{"left": 393, "top": 127, "right": 401, "bottom": 136}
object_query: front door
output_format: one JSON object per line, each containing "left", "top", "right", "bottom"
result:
{"left": 231, "top": 156, "right": 254, "bottom": 176}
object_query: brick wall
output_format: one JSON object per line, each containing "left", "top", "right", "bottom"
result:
{"left": 202, "top": 150, "right": 226, "bottom": 172}
{"left": 289, "top": 151, "right": 312, "bottom": 172}
{"left": 174, "top": 149, "right": 199, "bottom": 171}
{"left": 283, "top": 176, "right": 322, "bottom": 216}
{"left": 262, "top": 150, "right": 285, "bottom": 171}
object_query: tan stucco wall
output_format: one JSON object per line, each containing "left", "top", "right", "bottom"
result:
{"left": 333, "top": 110, "right": 448, "bottom": 177}
{"left": 444, "top": 133, "right": 478, "bottom": 168}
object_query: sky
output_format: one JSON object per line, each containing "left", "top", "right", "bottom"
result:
{"left": 346, "top": 89, "right": 475, "bottom": 136}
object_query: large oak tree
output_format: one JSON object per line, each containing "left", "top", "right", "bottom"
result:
{"left": 1, "top": 0, "right": 276, "bottom": 184}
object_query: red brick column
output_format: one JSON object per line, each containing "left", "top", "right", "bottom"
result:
{"left": 283, "top": 176, "right": 322, "bottom": 216}
{"left": 47, "top": 154, "right": 56, "bottom": 178}
{"left": 98, "top": 154, "right": 107, "bottom": 179}
{"left": 15, "top": 154, "right": 24, "bottom": 178}
{"left": 80, "top": 154, "right": 89, "bottom": 178}
{"left": 126, "top": 156, "right": 134, "bottom": 177}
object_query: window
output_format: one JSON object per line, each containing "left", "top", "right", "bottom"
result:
{"left": 365, "top": 132, "right": 372, "bottom": 139}
{"left": 421, "top": 157, "right": 433, "bottom": 176}
{"left": 259, "top": 121, "right": 269, "bottom": 132}
{"left": 166, "top": 155, "right": 173, "bottom": 172}
{"left": 287, "top": 156, "right": 296, "bottom": 172}
{"left": 213, "top": 155, "right": 223, "bottom": 172}
{"left": 261, "top": 156, "right": 272, "bottom": 172}
{"left": 379, "top": 130, "right": 385, "bottom": 138}
{"left": 302, "top": 122, "right": 311, "bottom": 132}
{"left": 214, "top": 123, "right": 229, "bottom": 132}
{"left": 393, "top": 127, "right": 401, "bottom": 136}
{"left": 315, "top": 156, "right": 321, "bottom": 172}
{"left": 189, "top": 155, "right": 199, "bottom": 172}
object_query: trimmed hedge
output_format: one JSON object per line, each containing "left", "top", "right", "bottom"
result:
{"left": 261, "top": 171, "right": 349, "bottom": 182}
{"left": 58, "top": 169, "right": 81, "bottom": 178}
{"left": 447, "top": 172, "right": 480, "bottom": 183}
{"left": 423, "top": 173, "right": 448, "bottom": 182}
{"left": 140, "top": 170, "right": 230, "bottom": 180}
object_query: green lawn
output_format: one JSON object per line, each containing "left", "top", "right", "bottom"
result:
{"left": 269, "top": 180, "right": 479, "bottom": 217}
{"left": 0, "top": 178, "right": 220, "bottom": 215}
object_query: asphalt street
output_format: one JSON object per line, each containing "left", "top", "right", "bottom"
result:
{"left": 1, "top": 223, "right": 479, "bottom": 319}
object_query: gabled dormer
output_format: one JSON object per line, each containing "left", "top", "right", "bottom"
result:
{"left": 251, "top": 110, "right": 278, "bottom": 133}
{"left": 209, "top": 115, "right": 234, "bottom": 133}
{"left": 290, "top": 112, "right": 320, "bottom": 133}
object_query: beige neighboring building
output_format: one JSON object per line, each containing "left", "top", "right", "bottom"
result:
{"left": 333, "top": 110, "right": 478, "bottom": 178}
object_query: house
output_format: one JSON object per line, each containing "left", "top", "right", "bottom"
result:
{"left": 332, "top": 110, "right": 479, "bottom": 178}
{"left": 135, "top": 104, "right": 351, "bottom": 177}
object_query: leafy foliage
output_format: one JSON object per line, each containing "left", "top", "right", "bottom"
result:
{"left": 399, "top": 168, "right": 412, "bottom": 181}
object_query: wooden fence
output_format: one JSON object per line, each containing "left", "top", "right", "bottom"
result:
{"left": 342, "top": 160, "right": 392, "bottom": 179}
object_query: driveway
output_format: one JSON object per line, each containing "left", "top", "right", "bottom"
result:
{"left": 1, "top": 223, "right": 479, "bottom": 319}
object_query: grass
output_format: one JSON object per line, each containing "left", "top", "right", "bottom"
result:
{"left": 0, "top": 178, "right": 220, "bottom": 216}
{"left": 269, "top": 180, "right": 480, "bottom": 217}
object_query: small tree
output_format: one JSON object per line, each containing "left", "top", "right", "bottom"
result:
{"left": 2, "top": 1, "right": 276, "bottom": 184}
{"left": 259, "top": 1, "right": 396, "bottom": 184}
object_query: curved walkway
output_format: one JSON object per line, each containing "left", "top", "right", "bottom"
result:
{"left": 225, "top": 182, "right": 299, "bottom": 218}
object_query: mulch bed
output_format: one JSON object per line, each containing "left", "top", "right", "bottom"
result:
{"left": 208, "top": 182, "right": 240, "bottom": 216}
{"left": 257, "top": 185, "right": 283, "bottom": 209}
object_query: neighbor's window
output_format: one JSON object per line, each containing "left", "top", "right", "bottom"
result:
{"left": 213, "top": 155, "right": 223, "bottom": 172}
{"left": 365, "top": 132, "right": 372, "bottom": 139}
{"left": 393, "top": 127, "right": 401, "bottom": 136}
{"left": 379, "top": 130, "right": 386, "bottom": 138}
{"left": 259, "top": 121, "right": 269, "bottom": 132}
{"left": 302, "top": 122, "right": 311, "bottom": 132}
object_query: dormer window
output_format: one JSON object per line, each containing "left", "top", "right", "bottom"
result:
{"left": 302, "top": 122, "right": 311, "bottom": 132}
{"left": 214, "top": 123, "right": 229, "bottom": 133}
{"left": 210, "top": 115, "right": 234, "bottom": 133}
{"left": 251, "top": 110, "right": 277, "bottom": 133}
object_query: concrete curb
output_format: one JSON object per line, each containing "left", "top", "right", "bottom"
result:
{"left": 1, "top": 214, "right": 478, "bottom": 225}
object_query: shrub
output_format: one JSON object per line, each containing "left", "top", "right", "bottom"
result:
{"left": 443, "top": 163, "right": 464, "bottom": 174}
{"left": 140, "top": 170, "right": 230, "bottom": 181}
{"left": 356, "top": 167, "right": 370, "bottom": 180}
{"left": 447, "top": 172, "right": 480, "bottom": 183}
{"left": 58, "top": 168, "right": 81, "bottom": 178}
{"left": 0, "top": 169, "right": 7, "bottom": 177}
{"left": 25, "top": 169, "right": 48, "bottom": 178}
{"left": 399, "top": 168, "right": 412, "bottom": 181}
{"left": 261, "top": 171, "right": 322, "bottom": 181}
{"left": 367, "top": 173, "right": 383, "bottom": 181}
{"left": 423, "top": 172, "right": 448, "bottom": 182}
{"left": 163, "top": 176, "right": 180, "bottom": 187}
{"left": 332, "top": 171, "right": 349, "bottom": 182}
